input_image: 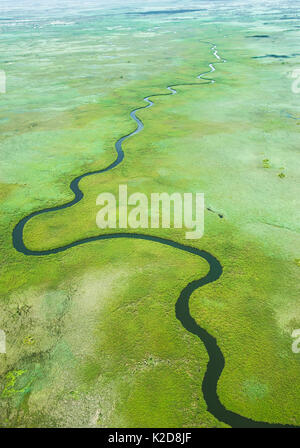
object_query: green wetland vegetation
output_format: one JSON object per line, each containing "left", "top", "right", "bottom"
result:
{"left": 0, "top": 0, "right": 299, "bottom": 428}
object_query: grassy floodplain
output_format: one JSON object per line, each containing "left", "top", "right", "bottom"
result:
{"left": 0, "top": 0, "right": 300, "bottom": 427}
